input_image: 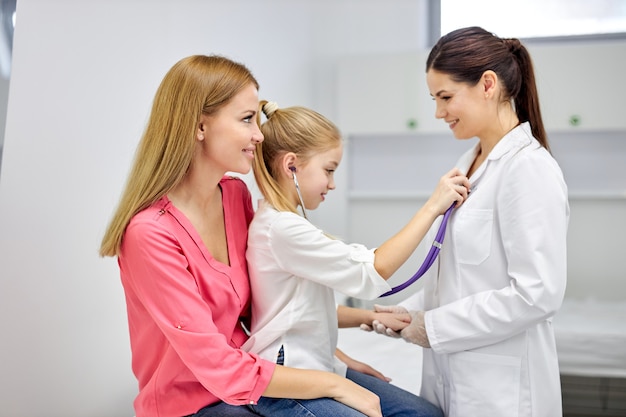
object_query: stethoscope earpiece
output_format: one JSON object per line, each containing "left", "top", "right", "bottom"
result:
{"left": 290, "top": 167, "right": 307, "bottom": 219}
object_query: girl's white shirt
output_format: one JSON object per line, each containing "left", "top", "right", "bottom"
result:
{"left": 399, "top": 122, "right": 569, "bottom": 417}
{"left": 243, "top": 201, "right": 391, "bottom": 376}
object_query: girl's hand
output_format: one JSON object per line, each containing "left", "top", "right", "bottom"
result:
{"left": 372, "top": 310, "right": 411, "bottom": 332}
{"left": 427, "top": 167, "right": 470, "bottom": 215}
{"left": 360, "top": 304, "right": 408, "bottom": 338}
{"left": 336, "top": 348, "right": 391, "bottom": 382}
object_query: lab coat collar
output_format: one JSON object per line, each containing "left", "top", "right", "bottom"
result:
{"left": 488, "top": 122, "right": 534, "bottom": 161}
{"left": 457, "top": 122, "right": 534, "bottom": 181}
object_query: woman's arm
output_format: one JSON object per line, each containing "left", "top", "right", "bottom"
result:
{"left": 263, "top": 366, "right": 382, "bottom": 417}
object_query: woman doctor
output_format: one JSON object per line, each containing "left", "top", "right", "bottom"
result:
{"left": 365, "top": 27, "right": 569, "bottom": 417}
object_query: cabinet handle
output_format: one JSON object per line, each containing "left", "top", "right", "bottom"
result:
{"left": 569, "top": 115, "right": 581, "bottom": 127}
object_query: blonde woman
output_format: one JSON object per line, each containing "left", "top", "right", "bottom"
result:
{"left": 100, "top": 55, "right": 385, "bottom": 417}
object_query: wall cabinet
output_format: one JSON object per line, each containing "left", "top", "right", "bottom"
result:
{"left": 336, "top": 52, "right": 448, "bottom": 135}
{"left": 336, "top": 40, "right": 626, "bottom": 135}
{"left": 528, "top": 40, "right": 626, "bottom": 131}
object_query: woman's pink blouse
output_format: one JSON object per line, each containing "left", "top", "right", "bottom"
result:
{"left": 118, "top": 177, "right": 275, "bottom": 417}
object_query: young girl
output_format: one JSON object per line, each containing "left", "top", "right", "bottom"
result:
{"left": 243, "top": 100, "right": 469, "bottom": 417}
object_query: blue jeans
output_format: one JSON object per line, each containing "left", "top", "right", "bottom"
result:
{"left": 185, "top": 401, "right": 260, "bottom": 416}
{"left": 249, "top": 368, "right": 443, "bottom": 417}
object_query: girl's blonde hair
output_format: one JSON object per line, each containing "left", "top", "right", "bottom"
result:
{"left": 100, "top": 55, "right": 258, "bottom": 257}
{"left": 253, "top": 100, "right": 341, "bottom": 214}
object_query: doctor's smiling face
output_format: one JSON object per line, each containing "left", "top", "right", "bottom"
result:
{"left": 427, "top": 69, "right": 490, "bottom": 140}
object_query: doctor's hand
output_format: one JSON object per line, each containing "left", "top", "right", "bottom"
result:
{"left": 400, "top": 311, "right": 431, "bottom": 348}
{"left": 359, "top": 304, "right": 409, "bottom": 338}
{"left": 426, "top": 167, "right": 470, "bottom": 215}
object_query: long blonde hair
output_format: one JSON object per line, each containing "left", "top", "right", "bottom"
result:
{"left": 100, "top": 55, "right": 258, "bottom": 257}
{"left": 253, "top": 100, "right": 341, "bottom": 214}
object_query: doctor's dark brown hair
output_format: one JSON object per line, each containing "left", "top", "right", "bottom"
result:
{"left": 427, "top": 26, "right": 549, "bottom": 152}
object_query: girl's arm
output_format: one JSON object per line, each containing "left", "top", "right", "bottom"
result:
{"left": 337, "top": 305, "right": 410, "bottom": 331}
{"left": 373, "top": 167, "right": 469, "bottom": 279}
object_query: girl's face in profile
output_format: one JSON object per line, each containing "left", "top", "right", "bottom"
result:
{"left": 426, "top": 69, "right": 488, "bottom": 140}
{"left": 295, "top": 144, "right": 343, "bottom": 211}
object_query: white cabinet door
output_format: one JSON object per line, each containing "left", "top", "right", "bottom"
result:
{"left": 529, "top": 40, "right": 626, "bottom": 131}
{"left": 337, "top": 52, "right": 448, "bottom": 135}
{"left": 338, "top": 41, "right": 626, "bottom": 135}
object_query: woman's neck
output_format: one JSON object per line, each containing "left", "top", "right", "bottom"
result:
{"left": 479, "top": 105, "right": 519, "bottom": 156}
{"left": 169, "top": 165, "right": 225, "bottom": 212}
{"left": 470, "top": 106, "right": 519, "bottom": 177}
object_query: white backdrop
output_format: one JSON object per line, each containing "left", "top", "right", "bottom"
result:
{"left": 0, "top": 1, "right": 429, "bottom": 415}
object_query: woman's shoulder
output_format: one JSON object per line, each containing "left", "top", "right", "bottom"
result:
{"left": 123, "top": 197, "right": 174, "bottom": 247}
{"left": 130, "top": 196, "right": 169, "bottom": 223}
{"left": 220, "top": 175, "right": 249, "bottom": 194}
{"left": 220, "top": 176, "right": 253, "bottom": 220}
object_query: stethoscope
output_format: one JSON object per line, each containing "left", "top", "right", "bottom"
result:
{"left": 290, "top": 166, "right": 308, "bottom": 219}
{"left": 290, "top": 165, "right": 454, "bottom": 297}
{"left": 379, "top": 202, "right": 455, "bottom": 297}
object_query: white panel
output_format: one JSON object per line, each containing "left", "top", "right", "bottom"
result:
{"left": 347, "top": 133, "right": 472, "bottom": 196}
{"left": 347, "top": 131, "right": 626, "bottom": 198}
{"left": 550, "top": 131, "right": 626, "bottom": 197}
{"left": 348, "top": 198, "right": 433, "bottom": 308}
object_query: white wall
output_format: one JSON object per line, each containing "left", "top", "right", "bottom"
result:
{"left": 2, "top": 1, "right": 623, "bottom": 416}
{"left": 0, "top": 73, "right": 8, "bottom": 169}
{"left": 0, "top": 1, "right": 429, "bottom": 416}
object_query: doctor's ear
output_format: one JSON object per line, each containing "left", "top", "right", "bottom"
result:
{"left": 481, "top": 70, "right": 498, "bottom": 99}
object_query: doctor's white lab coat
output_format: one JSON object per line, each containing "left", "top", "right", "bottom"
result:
{"left": 399, "top": 123, "right": 569, "bottom": 417}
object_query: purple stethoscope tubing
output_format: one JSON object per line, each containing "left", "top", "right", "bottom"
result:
{"left": 378, "top": 202, "right": 455, "bottom": 297}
